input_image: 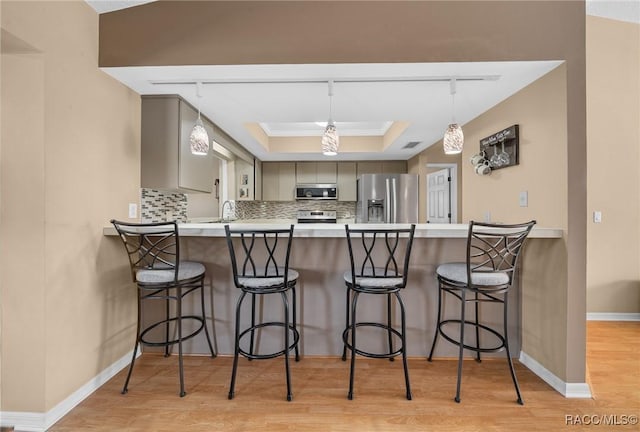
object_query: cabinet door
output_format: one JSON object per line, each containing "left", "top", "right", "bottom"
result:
{"left": 382, "top": 161, "right": 407, "bottom": 174}
{"left": 278, "top": 162, "right": 296, "bottom": 201}
{"left": 337, "top": 162, "right": 357, "bottom": 201}
{"left": 316, "top": 162, "right": 337, "bottom": 183}
{"left": 262, "top": 162, "right": 279, "bottom": 201}
{"left": 178, "top": 100, "right": 214, "bottom": 192}
{"left": 357, "top": 162, "right": 383, "bottom": 176}
{"left": 296, "top": 162, "right": 316, "bottom": 184}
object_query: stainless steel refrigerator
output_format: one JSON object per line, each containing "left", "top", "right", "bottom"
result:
{"left": 355, "top": 174, "right": 419, "bottom": 223}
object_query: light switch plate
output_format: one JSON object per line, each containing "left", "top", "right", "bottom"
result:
{"left": 519, "top": 191, "right": 528, "bottom": 207}
{"left": 128, "top": 203, "right": 138, "bottom": 219}
{"left": 593, "top": 211, "right": 602, "bottom": 223}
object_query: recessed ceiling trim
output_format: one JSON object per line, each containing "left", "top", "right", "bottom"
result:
{"left": 149, "top": 75, "right": 501, "bottom": 86}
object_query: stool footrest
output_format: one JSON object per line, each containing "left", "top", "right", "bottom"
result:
{"left": 238, "top": 321, "right": 300, "bottom": 360}
{"left": 342, "top": 322, "right": 404, "bottom": 359}
{"left": 139, "top": 315, "right": 206, "bottom": 347}
{"left": 438, "top": 319, "right": 506, "bottom": 353}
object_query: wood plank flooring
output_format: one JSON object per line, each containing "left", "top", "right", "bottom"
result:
{"left": 49, "top": 321, "right": 639, "bottom": 431}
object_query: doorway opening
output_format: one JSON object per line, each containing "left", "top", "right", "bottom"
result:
{"left": 426, "top": 163, "right": 458, "bottom": 223}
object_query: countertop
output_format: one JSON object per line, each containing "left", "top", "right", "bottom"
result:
{"left": 104, "top": 221, "right": 563, "bottom": 238}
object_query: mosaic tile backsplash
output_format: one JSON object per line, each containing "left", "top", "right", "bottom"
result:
{"left": 234, "top": 200, "right": 356, "bottom": 220}
{"left": 141, "top": 188, "right": 187, "bottom": 222}
{"left": 141, "top": 188, "right": 356, "bottom": 222}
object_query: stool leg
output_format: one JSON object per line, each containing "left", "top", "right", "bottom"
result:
{"left": 122, "top": 290, "right": 143, "bottom": 395}
{"left": 455, "top": 288, "right": 467, "bottom": 403}
{"left": 228, "top": 291, "right": 247, "bottom": 400}
{"left": 396, "top": 292, "right": 412, "bottom": 400}
{"left": 199, "top": 278, "right": 216, "bottom": 358}
{"left": 248, "top": 293, "right": 256, "bottom": 360}
{"left": 292, "top": 286, "right": 300, "bottom": 361}
{"left": 177, "top": 287, "right": 185, "bottom": 397}
{"left": 503, "top": 291, "right": 524, "bottom": 405}
{"left": 281, "top": 291, "right": 293, "bottom": 402}
{"left": 341, "top": 287, "right": 351, "bottom": 361}
{"left": 428, "top": 280, "right": 443, "bottom": 362}
{"left": 164, "top": 294, "right": 170, "bottom": 357}
{"left": 387, "top": 293, "right": 394, "bottom": 362}
{"left": 474, "top": 292, "right": 481, "bottom": 363}
{"left": 348, "top": 291, "right": 360, "bottom": 400}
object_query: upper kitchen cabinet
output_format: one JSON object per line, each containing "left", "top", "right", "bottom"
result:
{"left": 296, "top": 162, "right": 337, "bottom": 184}
{"left": 141, "top": 95, "right": 215, "bottom": 193}
{"left": 337, "top": 162, "right": 357, "bottom": 201}
{"left": 262, "top": 162, "right": 296, "bottom": 201}
{"left": 356, "top": 161, "right": 407, "bottom": 176}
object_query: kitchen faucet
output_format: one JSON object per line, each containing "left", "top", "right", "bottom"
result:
{"left": 221, "top": 200, "right": 235, "bottom": 222}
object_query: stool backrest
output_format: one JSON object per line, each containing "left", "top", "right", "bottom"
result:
{"left": 345, "top": 224, "right": 416, "bottom": 288}
{"left": 111, "top": 220, "right": 180, "bottom": 283}
{"left": 466, "top": 220, "right": 536, "bottom": 287}
{"left": 224, "top": 225, "right": 295, "bottom": 288}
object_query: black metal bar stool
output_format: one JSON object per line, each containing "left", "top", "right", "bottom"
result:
{"left": 224, "top": 224, "right": 300, "bottom": 401}
{"left": 341, "top": 224, "right": 416, "bottom": 400}
{"left": 111, "top": 220, "right": 216, "bottom": 397}
{"left": 428, "top": 220, "right": 536, "bottom": 404}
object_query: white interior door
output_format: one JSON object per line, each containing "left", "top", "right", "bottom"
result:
{"left": 427, "top": 168, "right": 451, "bottom": 223}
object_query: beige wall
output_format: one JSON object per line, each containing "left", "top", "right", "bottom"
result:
{"left": 410, "top": 65, "right": 571, "bottom": 378}
{"left": 586, "top": 16, "right": 640, "bottom": 314}
{"left": 1, "top": 0, "right": 140, "bottom": 412}
{"left": 462, "top": 65, "right": 570, "bottom": 377}
{"left": 461, "top": 65, "right": 568, "bottom": 228}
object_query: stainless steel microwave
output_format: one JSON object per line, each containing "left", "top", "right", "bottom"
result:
{"left": 295, "top": 184, "right": 338, "bottom": 200}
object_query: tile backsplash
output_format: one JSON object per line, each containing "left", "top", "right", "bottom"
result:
{"left": 141, "top": 188, "right": 187, "bottom": 222}
{"left": 141, "top": 188, "right": 355, "bottom": 222}
{"left": 234, "top": 200, "right": 356, "bottom": 220}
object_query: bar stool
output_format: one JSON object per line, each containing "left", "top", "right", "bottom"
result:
{"left": 341, "top": 224, "right": 416, "bottom": 400}
{"left": 224, "top": 225, "right": 300, "bottom": 401}
{"left": 111, "top": 220, "right": 216, "bottom": 397}
{"left": 428, "top": 220, "right": 536, "bottom": 404}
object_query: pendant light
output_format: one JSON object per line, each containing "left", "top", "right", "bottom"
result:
{"left": 321, "top": 80, "right": 339, "bottom": 156}
{"left": 190, "top": 81, "right": 209, "bottom": 156}
{"left": 443, "top": 78, "right": 464, "bottom": 155}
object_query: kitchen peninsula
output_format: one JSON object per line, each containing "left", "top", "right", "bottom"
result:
{"left": 104, "top": 222, "right": 562, "bottom": 361}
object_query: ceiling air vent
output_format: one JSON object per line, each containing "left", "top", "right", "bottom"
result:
{"left": 402, "top": 141, "right": 422, "bottom": 149}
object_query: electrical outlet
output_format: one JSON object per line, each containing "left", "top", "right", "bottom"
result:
{"left": 593, "top": 211, "right": 602, "bottom": 223}
{"left": 128, "top": 203, "right": 137, "bottom": 219}
{"left": 519, "top": 191, "right": 528, "bottom": 207}
{"left": 484, "top": 211, "right": 491, "bottom": 223}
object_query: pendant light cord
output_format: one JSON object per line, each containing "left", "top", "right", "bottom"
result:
{"left": 328, "top": 80, "right": 334, "bottom": 125}
{"left": 450, "top": 78, "right": 457, "bottom": 124}
{"left": 196, "top": 81, "right": 203, "bottom": 120}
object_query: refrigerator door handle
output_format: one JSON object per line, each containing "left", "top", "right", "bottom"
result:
{"left": 385, "top": 178, "right": 391, "bottom": 223}
{"left": 392, "top": 177, "right": 398, "bottom": 223}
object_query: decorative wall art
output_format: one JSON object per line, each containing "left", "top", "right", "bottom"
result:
{"left": 479, "top": 124, "right": 520, "bottom": 170}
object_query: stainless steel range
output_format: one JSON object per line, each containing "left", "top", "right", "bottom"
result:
{"left": 296, "top": 210, "right": 337, "bottom": 224}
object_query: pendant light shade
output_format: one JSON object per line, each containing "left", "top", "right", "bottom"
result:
{"left": 190, "top": 81, "right": 209, "bottom": 156}
{"left": 443, "top": 79, "right": 464, "bottom": 155}
{"left": 444, "top": 123, "right": 464, "bottom": 155}
{"left": 321, "top": 80, "right": 339, "bottom": 156}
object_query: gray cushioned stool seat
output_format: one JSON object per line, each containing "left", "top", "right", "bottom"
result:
{"left": 343, "top": 269, "right": 404, "bottom": 288}
{"left": 436, "top": 262, "right": 509, "bottom": 286}
{"left": 136, "top": 261, "right": 205, "bottom": 284}
{"left": 238, "top": 268, "right": 299, "bottom": 288}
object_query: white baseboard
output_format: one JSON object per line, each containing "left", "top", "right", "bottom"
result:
{"left": 0, "top": 349, "right": 138, "bottom": 432}
{"left": 586, "top": 312, "right": 640, "bottom": 321}
{"left": 519, "top": 351, "right": 592, "bottom": 398}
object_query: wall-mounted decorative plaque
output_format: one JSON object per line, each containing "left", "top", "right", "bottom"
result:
{"left": 479, "top": 124, "right": 519, "bottom": 170}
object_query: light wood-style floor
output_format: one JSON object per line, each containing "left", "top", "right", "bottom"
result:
{"left": 50, "top": 321, "right": 639, "bottom": 431}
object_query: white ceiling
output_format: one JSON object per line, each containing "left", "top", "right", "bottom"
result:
{"left": 87, "top": 0, "right": 636, "bottom": 161}
{"left": 103, "top": 62, "right": 562, "bottom": 161}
